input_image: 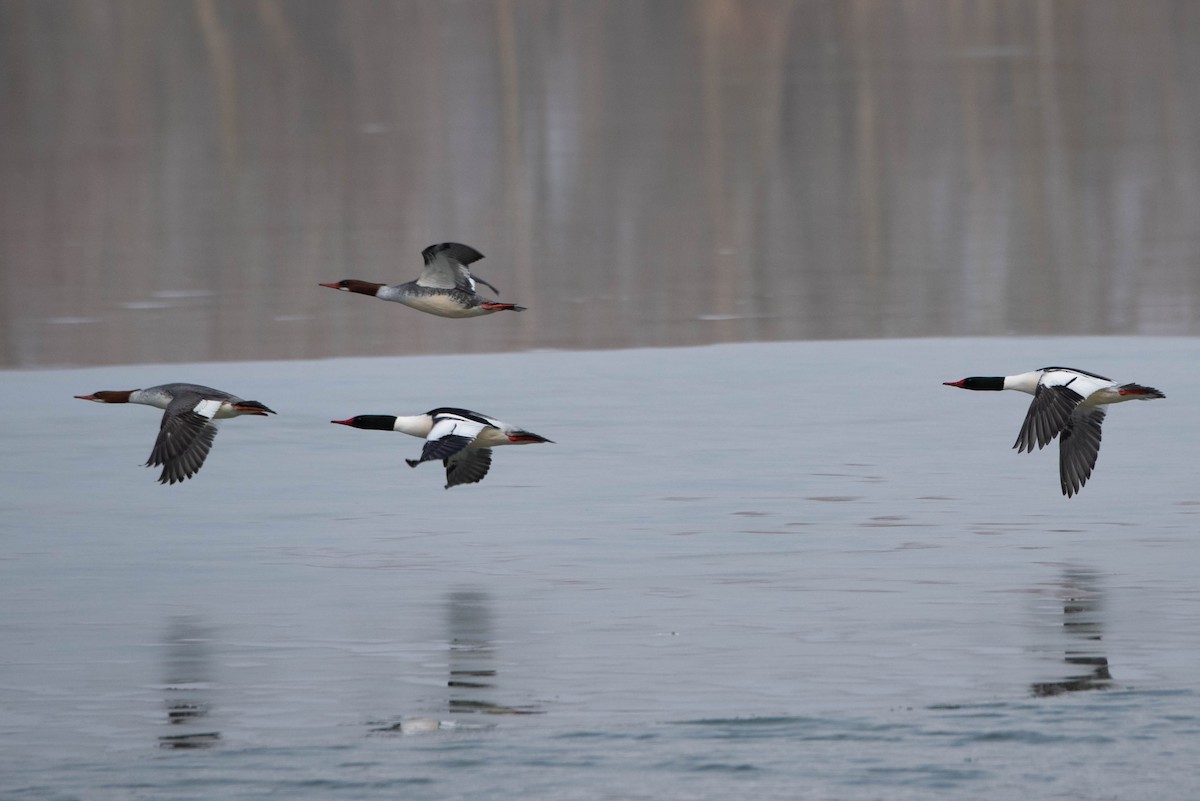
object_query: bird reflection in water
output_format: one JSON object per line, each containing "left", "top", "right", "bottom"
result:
{"left": 158, "top": 616, "right": 220, "bottom": 749}
{"left": 445, "top": 589, "right": 538, "bottom": 717}
{"left": 373, "top": 588, "right": 539, "bottom": 733}
{"left": 1030, "top": 568, "right": 1113, "bottom": 697}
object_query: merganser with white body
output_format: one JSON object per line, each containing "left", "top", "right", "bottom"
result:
{"left": 330, "top": 408, "right": 552, "bottom": 489}
{"left": 74, "top": 383, "right": 276, "bottom": 484}
{"left": 319, "top": 242, "right": 525, "bottom": 318}
{"left": 943, "top": 367, "right": 1164, "bottom": 497}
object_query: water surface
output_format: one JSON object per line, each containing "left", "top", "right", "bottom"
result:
{"left": 1, "top": 337, "right": 1197, "bottom": 798}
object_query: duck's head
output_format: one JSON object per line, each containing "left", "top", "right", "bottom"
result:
{"left": 943, "top": 377, "right": 1005, "bottom": 391}
{"left": 331, "top": 415, "right": 397, "bottom": 431}
{"left": 318, "top": 279, "right": 384, "bottom": 296}
{"left": 74, "top": 390, "right": 136, "bottom": 403}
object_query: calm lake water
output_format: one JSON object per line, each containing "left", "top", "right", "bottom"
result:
{"left": 2, "top": 337, "right": 1198, "bottom": 799}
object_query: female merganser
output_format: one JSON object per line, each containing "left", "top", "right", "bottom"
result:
{"left": 943, "top": 367, "right": 1164, "bottom": 497}
{"left": 74, "top": 383, "right": 276, "bottom": 484}
{"left": 330, "top": 407, "right": 552, "bottom": 489}
{"left": 319, "top": 242, "right": 526, "bottom": 318}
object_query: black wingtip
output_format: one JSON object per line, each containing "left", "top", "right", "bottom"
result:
{"left": 405, "top": 459, "right": 420, "bottom": 468}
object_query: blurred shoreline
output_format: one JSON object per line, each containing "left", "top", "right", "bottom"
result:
{"left": 4, "top": 1, "right": 1199, "bottom": 368}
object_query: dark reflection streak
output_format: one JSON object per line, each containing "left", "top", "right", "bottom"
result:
{"left": 1030, "top": 568, "right": 1112, "bottom": 697}
{"left": 447, "top": 589, "right": 496, "bottom": 698}
{"left": 446, "top": 585, "right": 540, "bottom": 714}
{"left": 445, "top": 588, "right": 540, "bottom": 716}
{"left": 159, "top": 616, "right": 220, "bottom": 749}
{"left": 371, "top": 587, "right": 539, "bottom": 734}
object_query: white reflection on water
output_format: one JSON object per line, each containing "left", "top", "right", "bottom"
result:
{"left": 0, "top": 337, "right": 1198, "bottom": 798}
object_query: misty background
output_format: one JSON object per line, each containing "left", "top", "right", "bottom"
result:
{"left": 3, "top": 0, "right": 1198, "bottom": 368}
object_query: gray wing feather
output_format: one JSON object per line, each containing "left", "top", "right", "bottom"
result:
{"left": 444, "top": 448, "right": 493, "bottom": 489}
{"left": 1015, "top": 384, "right": 1084, "bottom": 453}
{"left": 417, "top": 243, "right": 495, "bottom": 294}
{"left": 407, "top": 434, "right": 473, "bottom": 467}
{"left": 469, "top": 273, "right": 501, "bottom": 296}
{"left": 1059, "top": 407, "right": 1105, "bottom": 498}
{"left": 147, "top": 409, "right": 219, "bottom": 484}
{"left": 422, "top": 242, "right": 484, "bottom": 267}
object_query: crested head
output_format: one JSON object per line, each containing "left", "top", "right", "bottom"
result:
{"left": 74, "top": 390, "right": 137, "bottom": 403}
{"left": 943, "top": 377, "right": 1005, "bottom": 391}
{"left": 331, "top": 415, "right": 397, "bottom": 431}
{"left": 318, "top": 279, "right": 385, "bottom": 296}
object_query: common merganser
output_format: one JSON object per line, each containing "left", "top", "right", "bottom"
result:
{"left": 319, "top": 242, "right": 526, "bottom": 318}
{"left": 330, "top": 407, "right": 552, "bottom": 489}
{"left": 943, "top": 367, "right": 1164, "bottom": 497}
{"left": 74, "top": 383, "right": 276, "bottom": 484}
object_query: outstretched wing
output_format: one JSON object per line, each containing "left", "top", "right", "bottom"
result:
{"left": 147, "top": 398, "right": 222, "bottom": 484}
{"left": 1059, "top": 406, "right": 1105, "bottom": 498}
{"left": 416, "top": 242, "right": 499, "bottom": 295}
{"left": 406, "top": 416, "right": 488, "bottom": 467}
{"left": 444, "top": 448, "right": 493, "bottom": 489}
{"left": 1014, "top": 382, "right": 1085, "bottom": 453}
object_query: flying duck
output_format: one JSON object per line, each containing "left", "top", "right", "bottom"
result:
{"left": 331, "top": 407, "right": 551, "bottom": 488}
{"left": 943, "top": 367, "right": 1164, "bottom": 497}
{"left": 74, "top": 383, "right": 276, "bottom": 484}
{"left": 319, "top": 242, "right": 525, "bottom": 318}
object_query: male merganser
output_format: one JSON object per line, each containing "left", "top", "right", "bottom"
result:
{"left": 319, "top": 242, "right": 526, "bottom": 318}
{"left": 330, "top": 407, "right": 552, "bottom": 488}
{"left": 943, "top": 367, "right": 1164, "bottom": 497}
{"left": 74, "top": 383, "right": 276, "bottom": 484}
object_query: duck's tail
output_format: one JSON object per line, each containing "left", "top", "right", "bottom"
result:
{"left": 506, "top": 431, "right": 553, "bottom": 444}
{"left": 1117, "top": 384, "right": 1165, "bottom": 399}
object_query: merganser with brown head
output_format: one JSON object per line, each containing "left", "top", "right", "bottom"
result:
{"left": 74, "top": 383, "right": 275, "bottom": 484}
{"left": 319, "top": 242, "right": 525, "bottom": 318}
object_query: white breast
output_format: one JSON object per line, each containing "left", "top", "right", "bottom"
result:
{"left": 397, "top": 294, "right": 491, "bottom": 318}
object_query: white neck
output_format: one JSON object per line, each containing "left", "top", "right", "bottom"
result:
{"left": 1003, "top": 372, "right": 1043, "bottom": 395}
{"left": 392, "top": 414, "right": 434, "bottom": 438}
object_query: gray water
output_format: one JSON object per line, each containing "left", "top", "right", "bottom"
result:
{"left": 4, "top": 1, "right": 1200, "bottom": 367}
{"left": 2, "top": 337, "right": 1198, "bottom": 799}
{"left": 3, "top": 2, "right": 1200, "bottom": 797}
